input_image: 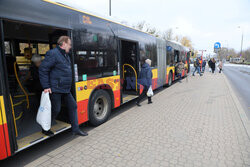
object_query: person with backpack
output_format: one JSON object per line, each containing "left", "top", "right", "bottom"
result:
{"left": 192, "top": 58, "right": 202, "bottom": 76}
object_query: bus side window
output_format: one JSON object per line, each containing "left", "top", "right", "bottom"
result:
{"left": 38, "top": 43, "right": 50, "bottom": 55}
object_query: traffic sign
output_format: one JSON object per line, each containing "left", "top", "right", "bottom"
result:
{"left": 214, "top": 42, "right": 221, "bottom": 49}
{"left": 166, "top": 46, "right": 172, "bottom": 51}
{"left": 214, "top": 42, "right": 221, "bottom": 53}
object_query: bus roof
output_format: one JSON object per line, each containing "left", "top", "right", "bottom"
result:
{"left": 43, "top": 0, "right": 155, "bottom": 37}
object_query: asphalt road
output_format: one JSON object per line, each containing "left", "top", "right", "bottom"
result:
{"left": 223, "top": 63, "right": 250, "bottom": 119}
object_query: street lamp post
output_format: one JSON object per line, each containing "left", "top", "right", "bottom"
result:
{"left": 240, "top": 31, "right": 243, "bottom": 57}
{"left": 238, "top": 26, "right": 244, "bottom": 57}
{"left": 109, "top": 0, "right": 111, "bottom": 16}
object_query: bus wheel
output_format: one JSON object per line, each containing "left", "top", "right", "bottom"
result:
{"left": 167, "top": 72, "right": 172, "bottom": 86}
{"left": 89, "top": 90, "right": 111, "bottom": 126}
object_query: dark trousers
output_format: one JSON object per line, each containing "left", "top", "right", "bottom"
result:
{"left": 50, "top": 93, "right": 80, "bottom": 132}
{"left": 176, "top": 73, "right": 182, "bottom": 78}
{"left": 137, "top": 86, "right": 152, "bottom": 104}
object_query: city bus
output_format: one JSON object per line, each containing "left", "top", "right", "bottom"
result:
{"left": 0, "top": 0, "right": 189, "bottom": 160}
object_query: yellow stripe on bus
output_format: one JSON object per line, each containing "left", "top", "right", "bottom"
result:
{"left": 0, "top": 96, "right": 7, "bottom": 125}
{"left": 152, "top": 69, "right": 158, "bottom": 79}
{"left": 75, "top": 76, "right": 120, "bottom": 102}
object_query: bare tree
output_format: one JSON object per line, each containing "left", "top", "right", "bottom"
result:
{"left": 162, "top": 28, "right": 174, "bottom": 40}
{"left": 180, "top": 36, "right": 193, "bottom": 50}
{"left": 242, "top": 48, "right": 250, "bottom": 62}
{"left": 133, "top": 21, "right": 146, "bottom": 31}
{"left": 217, "top": 47, "right": 237, "bottom": 61}
{"left": 133, "top": 21, "right": 160, "bottom": 37}
{"left": 174, "top": 35, "right": 182, "bottom": 42}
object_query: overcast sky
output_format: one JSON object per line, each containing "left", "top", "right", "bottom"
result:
{"left": 54, "top": 0, "right": 249, "bottom": 54}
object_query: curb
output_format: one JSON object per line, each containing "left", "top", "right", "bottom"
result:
{"left": 223, "top": 73, "right": 250, "bottom": 140}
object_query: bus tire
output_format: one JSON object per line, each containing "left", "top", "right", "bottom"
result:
{"left": 167, "top": 72, "right": 172, "bottom": 86}
{"left": 89, "top": 90, "right": 111, "bottom": 126}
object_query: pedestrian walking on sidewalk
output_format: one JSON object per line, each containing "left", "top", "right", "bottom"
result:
{"left": 192, "top": 58, "right": 202, "bottom": 76}
{"left": 208, "top": 59, "right": 212, "bottom": 72}
{"left": 202, "top": 60, "right": 206, "bottom": 73}
{"left": 210, "top": 58, "right": 216, "bottom": 73}
{"left": 136, "top": 57, "right": 153, "bottom": 106}
{"left": 218, "top": 60, "right": 223, "bottom": 73}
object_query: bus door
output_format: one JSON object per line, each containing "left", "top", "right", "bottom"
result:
{"left": 174, "top": 49, "right": 180, "bottom": 77}
{"left": 0, "top": 19, "right": 16, "bottom": 160}
{"left": 1, "top": 19, "right": 72, "bottom": 153}
{"left": 119, "top": 39, "right": 139, "bottom": 103}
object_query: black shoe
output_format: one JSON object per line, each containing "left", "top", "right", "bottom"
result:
{"left": 148, "top": 101, "right": 153, "bottom": 104}
{"left": 72, "top": 130, "right": 88, "bottom": 136}
{"left": 42, "top": 129, "right": 54, "bottom": 137}
{"left": 136, "top": 102, "right": 141, "bottom": 107}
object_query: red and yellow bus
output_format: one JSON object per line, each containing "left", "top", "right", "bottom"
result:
{"left": 0, "top": 0, "right": 190, "bottom": 160}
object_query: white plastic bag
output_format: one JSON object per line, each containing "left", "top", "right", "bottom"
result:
{"left": 147, "top": 86, "right": 154, "bottom": 97}
{"left": 36, "top": 92, "right": 51, "bottom": 131}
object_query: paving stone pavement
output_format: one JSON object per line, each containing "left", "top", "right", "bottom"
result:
{"left": 26, "top": 72, "right": 250, "bottom": 167}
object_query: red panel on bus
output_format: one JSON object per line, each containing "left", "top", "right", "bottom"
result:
{"left": 77, "top": 100, "right": 89, "bottom": 124}
{"left": 140, "top": 85, "right": 143, "bottom": 95}
{"left": 0, "top": 123, "right": 11, "bottom": 160}
{"left": 152, "top": 78, "right": 157, "bottom": 90}
{"left": 4, "top": 123, "right": 11, "bottom": 156}
{"left": 166, "top": 74, "right": 169, "bottom": 84}
{"left": 0, "top": 124, "right": 7, "bottom": 160}
{"left": 113, "top": 89, "right": 120, "bottom": 108}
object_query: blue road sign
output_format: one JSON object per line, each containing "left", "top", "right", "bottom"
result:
{"left": 167, "top": 46, "right": 172, "bottom": 51}
{"left": 214, "top": 42, "right": 221, "bottom": 49}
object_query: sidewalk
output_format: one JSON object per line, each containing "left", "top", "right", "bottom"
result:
{"left": 26, "top": 72, "right": 250, "bottom": 167}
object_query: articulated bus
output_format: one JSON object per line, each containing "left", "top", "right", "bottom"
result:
{"left": 0, "top": 0, "right": 190, "bottom": 160}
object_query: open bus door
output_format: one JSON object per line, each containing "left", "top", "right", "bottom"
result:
{"left": 0, "top": 19, "right": 75, "bottom": 156}
{"left": 119, "top": 39, "right": 139, "bottom": 103}
{"left": 0, "top": 19, "right": 17, "bottom": 160}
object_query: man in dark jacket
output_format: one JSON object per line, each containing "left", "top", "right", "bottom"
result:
{"left": 136, "top": 57, "right": 153, "bottom": 106}
{"left": 39, "top": 36, "right": 88, "bottom": 136}
{"left": 210, "top": 58, "right": 216, "bottom": 73}
{"left": 192, "top": 58, "right": 202, "bottom": 76}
